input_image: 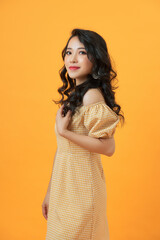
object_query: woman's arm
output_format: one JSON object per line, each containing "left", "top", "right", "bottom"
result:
{"left": 56, "top": 90, "right": 117, "bottom": 157}
{"left": 46, "top": 148, "right": 58, "bottom": 194}
{"left": 61, "top": 130, "right": 115, "bottom": 156}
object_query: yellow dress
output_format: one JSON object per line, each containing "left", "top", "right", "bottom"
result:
{"left": 46, "top": 100, "right": 120, "bottom": 240}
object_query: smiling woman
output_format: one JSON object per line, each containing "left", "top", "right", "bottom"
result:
{"left": 64, "top": 37, "right": 93, "bottom": 86}
{"left": 43, "top": 28, "right": 125, "bottom": 240}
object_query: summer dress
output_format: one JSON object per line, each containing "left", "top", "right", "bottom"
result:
{"left": 46, "top": 100, "right": 120, "bottom": 240}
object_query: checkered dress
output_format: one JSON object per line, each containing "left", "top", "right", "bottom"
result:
{"left": 46, "top": 101, "right": 120, "bottom": 240}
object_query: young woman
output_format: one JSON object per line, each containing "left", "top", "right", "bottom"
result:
{"left": 42, "top": 28, "right": 125, "bottom": 240}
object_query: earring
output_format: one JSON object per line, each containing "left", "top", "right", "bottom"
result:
{"left": 92, "top": 73, "right": 99, "bottom": 79}
{"left": 92, "top": 70, "right": 100, "bottom": 79}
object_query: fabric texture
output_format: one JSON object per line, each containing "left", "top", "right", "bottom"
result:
{"left": 46, "top": 100, "right": 120, "bottom": 240}
{"left": 83, "top": 101, "right": 120, "bottom": 139}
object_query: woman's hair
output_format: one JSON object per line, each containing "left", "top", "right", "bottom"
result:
{"left": 52, "top": 28, "right": 125, "bottom": 125}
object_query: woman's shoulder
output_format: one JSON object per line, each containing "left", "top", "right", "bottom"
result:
{"left": 82, "top": 88, "right": 105, "bottom": 106}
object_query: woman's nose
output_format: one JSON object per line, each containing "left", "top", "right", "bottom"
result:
{"left": 70, "top": 53, "right": 78, "bottom": 62}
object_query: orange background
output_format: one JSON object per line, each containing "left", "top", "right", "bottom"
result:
{"left": 0, "top": 0, "right": 160, "bottom": 239}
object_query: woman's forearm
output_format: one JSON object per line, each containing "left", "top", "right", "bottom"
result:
{"left": 47, "top": 148, "right": 57, "bottom": 193}
{"left": 47, "top": 178, "right": 52, "bottom": 194}
{"left": 61, "top": 130, "right": 113, "bottom": 156}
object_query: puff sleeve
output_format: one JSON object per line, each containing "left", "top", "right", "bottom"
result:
{"left": 83, "top": 101, "right": 120, "bottom": 139}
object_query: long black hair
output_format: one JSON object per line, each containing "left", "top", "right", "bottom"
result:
{"left": 52, "top": 28, "right": 125, "bottom": 125}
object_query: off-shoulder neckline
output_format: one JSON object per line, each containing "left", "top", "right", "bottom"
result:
{"left": 79, "top": 100, "right": 106, "bottom": 108}
{"left": 74, "top": 100, "right": 119, "bottom": 120}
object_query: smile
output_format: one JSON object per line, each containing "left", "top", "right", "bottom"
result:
{"left": 69, "top": 67, "right": 80, "bottom": 70}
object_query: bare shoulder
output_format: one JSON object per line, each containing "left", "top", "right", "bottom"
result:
{"left": 82, "top": 88, "right": 105, "bottom": 106}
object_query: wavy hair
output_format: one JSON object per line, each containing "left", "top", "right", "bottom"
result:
{"left": 52, "top": 28, "right": 125, "bottom": 125}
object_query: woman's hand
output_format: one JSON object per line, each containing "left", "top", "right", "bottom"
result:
{"left": 42, "top": 191, "right": 50, "bottom": 220}
{"left": 56, "top": 104, "right": 72, "bottom": 136}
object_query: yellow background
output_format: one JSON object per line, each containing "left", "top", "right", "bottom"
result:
{"left": 0, "top": 0, "right": 160, "bottom": 239}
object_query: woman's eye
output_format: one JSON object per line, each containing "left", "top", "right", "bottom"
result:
{"left": 79, "top": 51, "right": 87, "bottom": 54}
{"left": 65, "top": 51, "right": 71, "bottom": 55}
{"left": 65, "top": 51, "right": 87, "bottom": 55}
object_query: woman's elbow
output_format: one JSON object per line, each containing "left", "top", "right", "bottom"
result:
{"left": 99, "top": 136, "right": 116, "bottom": 157}
{"left": 107, "top": 148, "right": 115, "bottom": 157}
{"left": 104, "top": 139, "right": 116, "bottom": 157}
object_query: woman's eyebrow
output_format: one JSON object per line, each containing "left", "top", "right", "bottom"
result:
{"left": 66, "top": 47, "right": 86, "bottom": 49}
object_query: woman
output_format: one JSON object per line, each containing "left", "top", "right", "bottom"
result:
{"left": 42, "top": 28, "right": 125, "bottom": 240}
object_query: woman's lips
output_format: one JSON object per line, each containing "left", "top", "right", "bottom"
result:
{"left": 69, "top": 67, "right": 80, "bottom": 70}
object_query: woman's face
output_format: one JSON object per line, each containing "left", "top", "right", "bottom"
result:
{"left": 64, "top": 36, "right": 93, "bottom": 86}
